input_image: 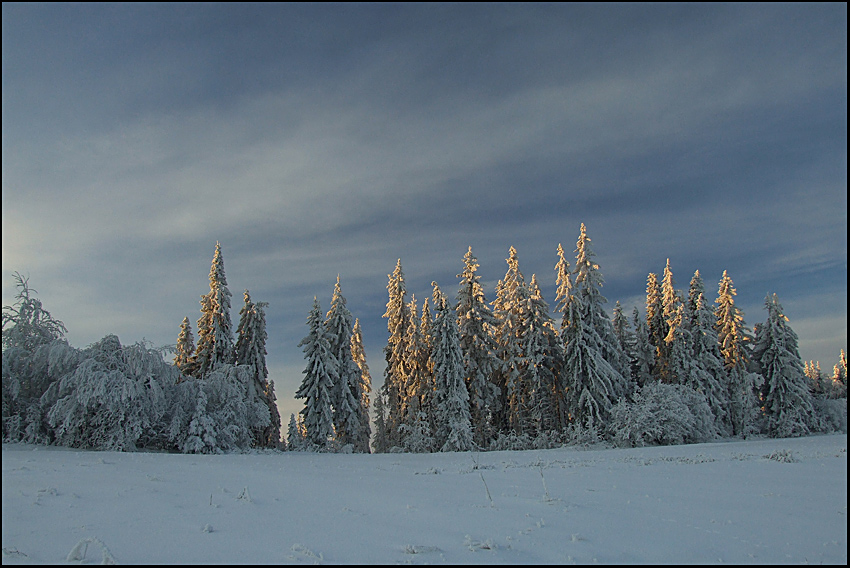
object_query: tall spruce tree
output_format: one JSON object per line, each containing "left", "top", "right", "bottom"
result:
{"left": 685, "top": 270, "right": 705, "bottom": 330}
{"left": 571, "top": 223, "right": 629, "bottom": 398}
{"left": 295, "top": 298, "right": 337, "bottom": 449}
{"left": 371, "top": 385, "right": 390, "bottom": 453}
{"left": 554, "top": 243, "right": 573, "bottom": 331}
{"left": 688, "top": 272, "right": 730, "bottom": 435}
{"left": 612, "top": 301, "right": 632, "bottom": 360}
{"left": 325, "top": 277, "right": 362, "bottom": 450}
{"left": 401, "top": 296, "right": 434, "bottom": 451}
{"left": 492, "top": 247, "right": 530, "bottom": 435}
{"left": 381, "top": 259, "right": 411, "bottom": 450}
{"left": 235, "top": 290, "right": 281, "bottom": 448}
{"left": 658, "top": 259, "right": 683, "bottom": 383}
{"left": 419, "top": 299, "right": 436, "bottom": 434}
{"left": 751, "top": 294, "right": 816, "bottom": 437}
{"left": 194, "top": 242, "right": 234, "bottom": 378}
{"left": 715, "top": 270, "right": 761, "bottom": 437}
{"left": 456, "top": 247, "right": 500, "bottom": 447}
{"left": 430, "top": 282, "right": 474, "bottom": 452}
{"left": 562, "top": 224, "right": 625, "bottom": 429}
{"left": 663, "top": 303, "right": 699, "bottom": 387}
{"left": 524, "top": 274, "right": 564, "bottom": 435}
{"left": 350, "top": 318, "right": 372, "bottom": 453}
{"left": 645, "top": 272, "right": 665, "bottom": 379}
{"left": 562, "top": 293, "right": 618, "bottom": 430}
{"left": 630, "top": 307, "right": 655, "bottom": 387}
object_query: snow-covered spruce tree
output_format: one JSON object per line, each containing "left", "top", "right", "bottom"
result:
{"left": 399, "top": 299, "right": 437, "bottom": 455}
{"left": 350, "top": 318, "right": 372, "bottom": 453}
{"left": 524, "top": 274, "right": 564, "bottom": 438}
{"left": 456, "top": 246, "right": 500, "bottom": 448}
{"left": 194, "top": 242, "right": 235, "bottom": 379}
{"left": 491, "top": 247, "right": 531, "bottom": 436}
{"left": 828, "top": 366, "right": 847, "bottom": 399}
{"left": 562, "top": 224, "right": 626, "bottom": 431}
{"left": 657, "top": 259, "right": 684, "bottom": 383}
{"left": 630, "top": 307, "right": 654, "bottom": 388}
{"left": 562, "top": 294, "right": 618, "bottom": 432}
{"left": 554, "top": 243, "right": 573, "bottom": 331}
{"left": 235, "top": 290, "right": 281, "bottom": 448}
{"left": 663, "top": 304, "right": 698, "bottom": 387}
{"left": 806, "top": 360, "right": 827, "bottom": 395}
{"left": 398, "top": 410, "right": 434, "bottom": 453}
{"left": 612, "top": 301, "right": 632, "bottom": 365}
{"left": 295, "top": 298, "right": 337, "bottom": 450}
{"left": 173, "top": 317, "right": 195, "bottom": 377}
{"left": 751, "top": 294, "right": 816, "bottom": 438}
{"left": 285, "top": 413, "right": 308, "bottom": 451}
{"left": 430, "top": 282, "right": 474, "bottom": 452}
{"left": 685, "top": 270, "right": 705, "bottom": 331}
{"left": 418, "top": 299, "right": 437, "bottom": 438}
{"left": 645, "top": 272, "right": 665, "bottom": 379}
{"left": 47, "top": 335, "right": 176, "bottom": 451}
{"left": 380, "top": 259, "right": 411, "bottom": 450}
{"left": 830, "top": 350, "right": 847, "bottom": 399}
{"left": 571, "top": 224, "right": 629, "bottom": 398}
{"left": 2, "top": 273, "right": 72, "bottom": 443}
{"left": 687, "top": 273, "right": 730, "bottom": 436}
{"left": 401, "top": 297, "right": 435, "bottom": 452}
{"left": 371, "top": 384, "right": 390, "bottom": 453}
{"left": 325, "top": 277, "right": 362, "bottom": 451}
{"left": 715, "top": 270, "right": 761, "bottom": 437}
{"left": 811, "top": 351, "right": 848, "bottom": 433}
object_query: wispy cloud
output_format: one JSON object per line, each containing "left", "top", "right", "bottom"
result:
{"left": 3, "top": 3, "right": 846, "bottom": 405}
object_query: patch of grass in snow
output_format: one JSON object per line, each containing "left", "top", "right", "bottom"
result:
{"left": 764, "top": 449, "right": 798, "bottom": 463}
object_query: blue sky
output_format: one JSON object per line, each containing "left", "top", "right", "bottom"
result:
{"left": 2, "top": 3, "right": 846, "bottom": 420}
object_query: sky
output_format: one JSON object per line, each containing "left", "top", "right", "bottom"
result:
{"left": 2, "top": 3, "right": 847, "bottom": 422}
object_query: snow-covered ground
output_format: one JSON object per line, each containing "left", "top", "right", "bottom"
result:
{"left": 2, "top": 434, "right": 846, "bottom": 565}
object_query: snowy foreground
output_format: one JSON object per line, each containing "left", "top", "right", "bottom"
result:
{"left": 2, "top": 435, "right": 846, "bottom": 565}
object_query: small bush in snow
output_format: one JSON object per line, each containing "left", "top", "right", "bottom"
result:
{"left": 563, "top": 422, "right": 604, "bottom": 447}
{"left": 609, "top": 382, "right": 718, "bottom": 447}
{"left": 811, "top": 396, "right": 847, "bottom": 434}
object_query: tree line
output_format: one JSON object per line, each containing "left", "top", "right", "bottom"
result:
{"left": 294, "top": 223, "right": 847, "bottom": 453}
{"left": 2, "top": 226, "right": 846, "bottom": 454}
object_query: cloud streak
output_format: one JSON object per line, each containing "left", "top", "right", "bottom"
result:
{"left": 3, "top": 4, "right": 846, "bottom": 416}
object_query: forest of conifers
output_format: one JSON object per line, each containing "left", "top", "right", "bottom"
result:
{"left": 2, "top": 225, "right": 846, "bottom": 454}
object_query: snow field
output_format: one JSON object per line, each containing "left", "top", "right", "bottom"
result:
{"left": 2, "top": 434, "right": 846, "bottom": 564}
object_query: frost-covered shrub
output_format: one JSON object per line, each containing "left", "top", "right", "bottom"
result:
{"left": 399, "top": 411, "right": 435, "bottom": 453}
{"left": 676, "top": 383, "right": 719, "bottom": 441}
{"left": 532, "top": 429, "right": 564, "bottom": 449}
{"left": 488, "top": 431, "right": 534, "bottom": 451}
{"left": 811, "top": 396, "right": 847, "bottom": 434}
{"left": 47, "top": 336, "right": 175, "bottom": 451}
{"left": 3, "top": 340, "right": 83, "bottom": 444}
{"left": 563, "top": 422, "right": 604, "bottom": 447}
{"left": 168, "top": 364, "right": 270, "bottom": 454}
{"left": 609, "top": 382, "right": 718, "bottom": 447}
{"left": 2, "top": 274, "right": 74, "bottom": 443}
